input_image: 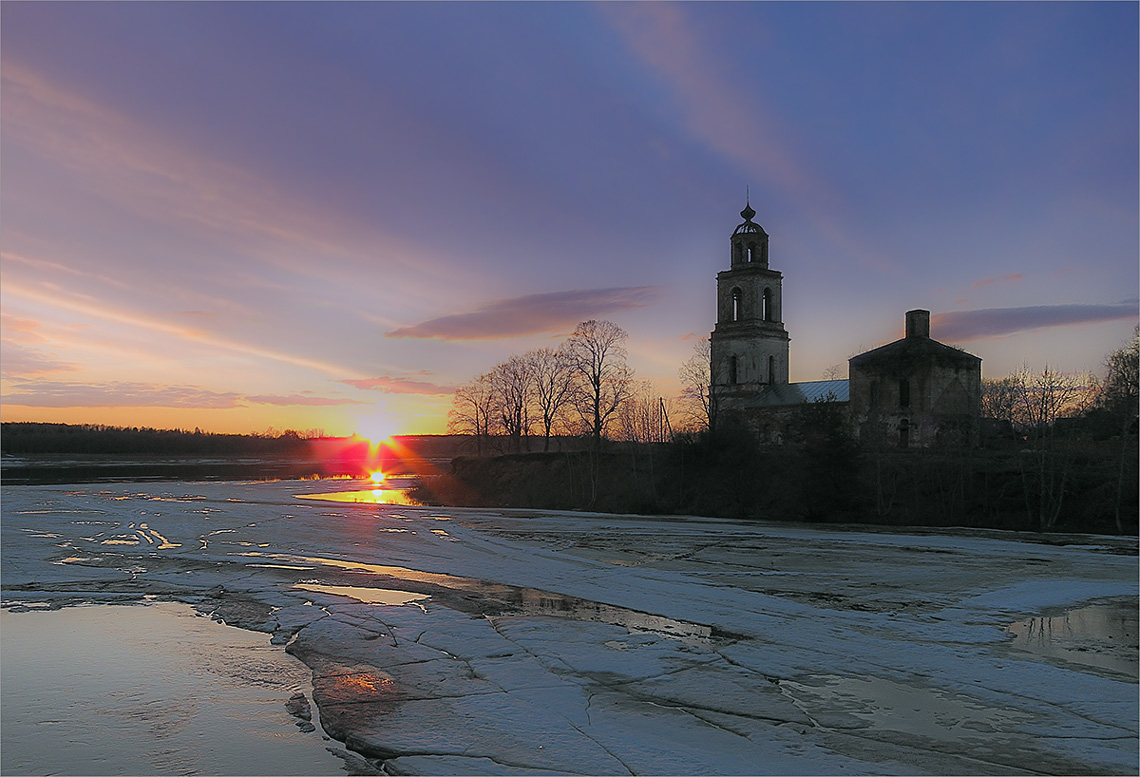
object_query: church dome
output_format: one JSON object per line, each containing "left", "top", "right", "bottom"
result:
{"left": 733, "top": 203, "right": 768, "bottom": 236}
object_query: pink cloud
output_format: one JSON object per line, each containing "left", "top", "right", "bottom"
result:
{"left": 387, "top": 286, "right": 660, "bottom": 340}
{"left": 1, "top": 380, "right": 244, "bottom": 408}
{"left": 247, "top": 394, "right": 369, "bottom": 406}
{"left": 0, "top": 344, "right": 78, "bottom": 378}
{"left": 342, "top": 377, "right": 456, "bottom": 396}
{"left": 969, "top": 273, "right": 1024, "bottom": 290}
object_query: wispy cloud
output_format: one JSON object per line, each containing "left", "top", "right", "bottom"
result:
{"left": 932, "top": 302, "right": 1139, "bottom": 342}
{"left": 0, "top": 63, "right": 429, "bottom": 285}
{"left": 4, "top": 281, "right": 366, "bottom": 379}
{"left": 1, "top": 380, "right": 244, "bottom": 408}
{"left": 342, "top": 377, "right": 456, "bottom": 395}
{"left": 387, "top": 286, "right": 661, "bottom": 340}
{"left": 0, "top": 344, "right": 78, "bottom": 378}
{"left": 597, "top": 4, "right": 812, "bottom": 198}
{"left": 247, "top": 394, "right": 369, "bottom": 407}
{"left": 970, "top": 273, "right": 1024, "bottom": 290}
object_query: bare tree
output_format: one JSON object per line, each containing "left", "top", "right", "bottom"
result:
{"left": 984, "top": 364, "right": 1091, "bottom": 439}
{"left": 616, "top": 380, "right": 674, "bottom": 443}
{"left": 528, "top": 346, "right": 575, "bottom": 451}
{"left": 565, "top": 320, "right": 635, "bottom": 446}
{"left": 993, "top": 364, "right": 1094, "bottom": 531}
{"left": 489, "top": 354, "right": 535, "bottom": 453}
{"left": 981, "top": 376, "right": 1020, "bottom": 423}
{"left": 821, "top": 364, "right": 844, "bottom": 380}
{"left": 1092, "top": 327, "right": 1139, "bottom": 533}
{"left": 678, "top": 338, "right": 716, "bottom": 433}
{"left": 448, "top": 373, "right": 495, "bottom": 456}
{"left": 1012, "top": 364, "right": 1092, "bottom": 439}
{"left": 1094, "top": 326, "right": 1139, "bottom": 422}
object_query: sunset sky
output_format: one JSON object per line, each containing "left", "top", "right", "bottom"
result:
{"left": 2, "top": 2, "right": 1137, "bottom": 437}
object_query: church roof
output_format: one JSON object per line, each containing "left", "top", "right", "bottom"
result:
{"left": 849, "top": 335, "right": 980, "bottom": 370}
{"left": 737, "top": 379, "right": 849, "bottom": 408}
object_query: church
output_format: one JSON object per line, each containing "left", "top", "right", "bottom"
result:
{"left": 709, "top": 203, "right": 982, "bottom": 447}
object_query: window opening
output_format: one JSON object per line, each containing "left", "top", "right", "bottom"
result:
{"left": 729, "top": 355, "right": 738, "bottom": 384}
{"left": 731, "top": 288, "right": 742, "bottom": 322}
{"left": 898, "top": 419, "right": 910, "bottom": 448}
{"left": 768, "top": 355, "right": 775, "bottom": 384}
{"left": 763, "top": 288, "right": 773, "bottom": 322}
{"left": 899, "top": 378, "right": 910, "bottom": 408}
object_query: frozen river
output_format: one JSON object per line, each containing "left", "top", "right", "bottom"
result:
{"left": 2, "top": 478, "right": 1137, "bottom": 775}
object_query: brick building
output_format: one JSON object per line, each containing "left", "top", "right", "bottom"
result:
{"left": 709, "top": 203, "right": 981, "bottom": 447}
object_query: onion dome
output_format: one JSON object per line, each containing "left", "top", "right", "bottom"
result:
{"left": 733, "top": 201, "right": 767, "bottom": 236}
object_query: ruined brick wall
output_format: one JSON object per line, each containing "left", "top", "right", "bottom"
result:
{"left": 849, "top": 356, "right": 981, "bottom": 447}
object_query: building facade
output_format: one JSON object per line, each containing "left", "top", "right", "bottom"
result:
{"left": 708, "top": 204, "right": 982, "bottom": 447}
{"left": 848, "top": 310, "right": 982, "bottom": 447}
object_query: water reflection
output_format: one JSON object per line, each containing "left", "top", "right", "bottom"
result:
{"left": 296, "top": 487, "right": 419, "bottom": 506}
{"left": 1007, "top": 598, "right": 1138, "bottom": 678}
{"left": 294, "top": 583, "right": 429, "bottom": 607}
{"left": 0, "top": 602, "right": 347, "bottom": 776}
{"left": 261, "top": 552, "right": 723, "bottom": 641}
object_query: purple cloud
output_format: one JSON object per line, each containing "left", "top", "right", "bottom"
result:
{"left": 387, "top": 286, "right": 661, "bottom": 340}
{"left": 1, "top": 380, "right": 244, "bottom": 408}
{"left": 341, "top": 377, "right": 456, "bottom": 395}
{"left": 969, "top": 273, "right": 1024, "bottom": 290}
{"left": 0, "top": 344, "right": 78, "bottom": 378}
{"left": 932, "top": 302, "right": 1139, "bottom": 342}
{"left": 246, "top": 394, "right": 369, "bottom": 406}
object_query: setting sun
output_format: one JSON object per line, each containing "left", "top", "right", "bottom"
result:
{"left": 370, "top": 470, "right": 385, "bottom": 484}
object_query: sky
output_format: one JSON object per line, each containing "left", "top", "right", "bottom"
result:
{"left": 2, "top": 2, "right": 1137, "bottom": 437}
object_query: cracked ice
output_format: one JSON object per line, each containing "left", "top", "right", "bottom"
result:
{"left": 2, "top": 479, "right": 1137, "bottom": 775}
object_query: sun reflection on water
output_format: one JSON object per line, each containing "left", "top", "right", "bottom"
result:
{"left": 295, "top": 482, "right": 420, "bottom": 506}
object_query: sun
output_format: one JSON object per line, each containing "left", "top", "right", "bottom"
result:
{"left": 369, "top": 470, "right": 385, "bottom": 484}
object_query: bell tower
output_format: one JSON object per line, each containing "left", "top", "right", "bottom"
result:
{"left": 710, "top": 201, "right": 790, "bottom": 402}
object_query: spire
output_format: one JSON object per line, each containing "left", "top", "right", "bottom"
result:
{"left": 733, "top": 189, "right": 766, "bottom": 236}
{"left": 740, "top": 185, "right": 756, "bottom": 222}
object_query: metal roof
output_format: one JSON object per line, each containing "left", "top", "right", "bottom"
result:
{"left": 739, "top": 379, "right": 849, "bottom": 408}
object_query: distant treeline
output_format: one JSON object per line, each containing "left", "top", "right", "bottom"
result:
{"left": 1, "top": 423, "right": 312, "bottom": 457}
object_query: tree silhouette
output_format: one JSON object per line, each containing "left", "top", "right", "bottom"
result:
{"left": 565, "top": 319, "right": 634, "bottom": 447}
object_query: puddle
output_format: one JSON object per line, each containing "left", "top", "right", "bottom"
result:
{"left": 294, "top": 583, "right": 429, "bottom": 607}
{"left": 257, "top": 552, "right": 726, "bottom": 641}
{"left": 780, "top": 675, "right": 1031, "bottom": 738}
{"left": 0, "top": 602, "right": 349, "bottom": 776}
{"left": 1006, "top": 597, "right": 1138, "bottom": 678}
{"left": 296, "top": 487, "right": 420, "bottom": 506}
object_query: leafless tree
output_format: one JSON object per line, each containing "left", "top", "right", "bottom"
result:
{"left": 528, "top": 346, "right": 575, "bottom": 451}
{"left": 1092, "top": 327, "right": 1139, "bottom": 533}
{"left": 489, "top": 354, "right": 535, "bottom": 453}
{"left": 985, "top": 363, "right": 1094, "bottom": 530}
{"left": 1093, "top": 326, "right": 1139, "bottom": 421}
{"left": 616, "top": 380, "right": 674, "bottom": 443}
{"left": 1012, "top": 364, "right": 1093, "bottom": 439}
{"left": 565, "top": 319, "right": 635, "bottom": 446}
{"left": 678, "top": 338, "right": 715, "bottom": 433}
{"left": 983, "top": 364, "right": 1092, "bottom": 439}
{"left": 981, "top": 375, "right": 1020, "bottom": 424}
{"left": 448, "top": 372, "right": 495, "bottom": 456}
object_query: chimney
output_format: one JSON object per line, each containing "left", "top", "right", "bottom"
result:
{"left": 905, "top": 309, "right": 930, "bottom": 339}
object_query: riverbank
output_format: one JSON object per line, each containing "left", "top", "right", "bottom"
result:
{"left": 413, "top": 438, "right": 1139, "bottom": 535}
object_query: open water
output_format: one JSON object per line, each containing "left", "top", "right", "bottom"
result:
{"left": 0, "top": 601, "right": 353, "bottom": 776}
